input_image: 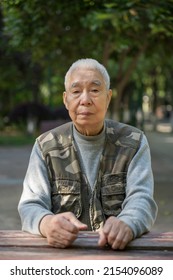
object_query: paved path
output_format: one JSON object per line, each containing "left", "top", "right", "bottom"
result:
{"left": 146, "top": 131, "right": 173, "bottom": 232}
{"left": 0, "top": 145, "right": 32, "bottom": 230}
{"left": 0, "top": 131, "right": 173, "bottom": 232}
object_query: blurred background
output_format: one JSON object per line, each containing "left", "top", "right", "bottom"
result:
{"left": 0, "top": 0, "right": 173, "bottom": 231}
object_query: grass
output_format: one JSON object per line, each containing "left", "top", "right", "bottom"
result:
{"left": 0, "top": 133, "right": 35, "bottom": 146}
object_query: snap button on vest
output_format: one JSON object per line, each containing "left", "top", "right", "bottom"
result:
{"left": 94, "top": 223, "right": 100, "bottom": 230}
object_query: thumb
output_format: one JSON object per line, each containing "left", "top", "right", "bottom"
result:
{"left": 65, "top": 212, "right": 88, "bottom": 230}
{"left": 71, "top": 218, "right": 88, "bottom": 230}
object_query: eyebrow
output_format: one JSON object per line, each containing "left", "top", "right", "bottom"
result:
{"left": 92, "top": 80, "right": 102, "bottom": 86}
{"left": 71, "top": 82, "right": 80, "bottom": 88}
{"left": 71, "top": 80, "right": 102, "bottom": 88}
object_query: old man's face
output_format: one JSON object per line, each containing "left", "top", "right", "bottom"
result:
{"left": 63, "top": 68, "right": 112, "bottom": 136}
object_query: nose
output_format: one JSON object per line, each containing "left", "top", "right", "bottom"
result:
{"left": 80, "top": 90, "right": 92, "bottom": 106}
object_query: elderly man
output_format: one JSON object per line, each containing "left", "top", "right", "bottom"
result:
{"left": 18, "top": 58, "right": 157, "bottom": 250}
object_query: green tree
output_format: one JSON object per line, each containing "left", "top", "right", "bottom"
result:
{"left": 1, "top": 0, "right": 173, "bottom": 123}
{"left": 83, "top": 1, "right": 173, "bottom": 118}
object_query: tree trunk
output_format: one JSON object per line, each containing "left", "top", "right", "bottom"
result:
{"left": 114, "top": 43, "right": 148, "bottom": 120}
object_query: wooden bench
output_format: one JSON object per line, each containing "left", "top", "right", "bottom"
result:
{"left": 0, "top": 230, "right": 173, "bottom": 260}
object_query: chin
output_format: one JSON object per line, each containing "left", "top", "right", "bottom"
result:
{"left": 75, "top": 120, "right": 91, "bottom": 127}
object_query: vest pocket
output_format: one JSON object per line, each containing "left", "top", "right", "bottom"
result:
{"left": 101, "top": 173, "right": 126, "bottom": 216}
{"left": 51, "top": 179, "right": 82, "bottom": 218}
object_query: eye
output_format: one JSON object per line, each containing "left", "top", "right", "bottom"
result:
{"left": 72, "top": 90, "right": 80, "bottom": 94}
{"left": 90, "top": 88, "right": 100, "bottom": 96}
{"left": 92, "top": 89, "right": 98, "bottom": 92}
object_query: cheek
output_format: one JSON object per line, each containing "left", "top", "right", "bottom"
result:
{"left": 66, "top": 100, "right": 78, "bottom": 113}
{"left": 97, "top": 101, "right": 108, "bottom": 113}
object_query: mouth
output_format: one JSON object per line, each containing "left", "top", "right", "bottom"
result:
{"left": 78, "top": 112, "right": 93, "bottom": 116}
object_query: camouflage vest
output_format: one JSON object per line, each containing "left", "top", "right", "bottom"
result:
{"left": 37, "top": 119, "right": 142, "bottom": 231}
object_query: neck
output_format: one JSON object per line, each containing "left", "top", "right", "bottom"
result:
{"left": 74, "top": 123, "right": 104, "bottom": 136}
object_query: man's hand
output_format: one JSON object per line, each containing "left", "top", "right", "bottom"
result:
{"left": 39, "top": 212, "right": 88, "bottom": 248}
{"left": 98, "top": 216, "right": 133, "bottom": 250}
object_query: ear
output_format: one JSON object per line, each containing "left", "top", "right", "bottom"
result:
{"left": 63, "top": 92, "right": 69, "bottom": 110}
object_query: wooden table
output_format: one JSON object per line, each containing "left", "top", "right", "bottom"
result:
{"left": 0, "top": 230, "right": 173, "bottom": 260}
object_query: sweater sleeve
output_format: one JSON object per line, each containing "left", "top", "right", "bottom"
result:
{"left": 18, "top": 141, "right": 53, "bottom": 235}
{"left": 117, "top": 134, "right": 158, "bottom": 238}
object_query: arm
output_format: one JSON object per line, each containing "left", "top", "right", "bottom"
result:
{"left": 99, "top": 134, "right": 158, "bottom": 249}
{"left": 118, "top": 133, "right": 158, "bottom": 237}
{"left": 18, "top": 141, "right": 87, "bottom": 247}
{"left": 18, "top": 141, "right": 53, "bottom": 235}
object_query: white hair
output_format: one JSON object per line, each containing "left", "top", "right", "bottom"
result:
{"left": 64, "top": 58, "right": 110, "bottom": 90}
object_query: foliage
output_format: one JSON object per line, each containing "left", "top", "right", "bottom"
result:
{"left": 0, "top": 133, "right": 35, "bottom": 146}
{"left": 0, "top": 0, "right": 173, "bottom": 125}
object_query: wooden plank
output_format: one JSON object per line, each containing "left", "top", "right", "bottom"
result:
{"left": 0, "top": 230, "right": 39, "bottom": 238}
{"left": 0, "top": 231, "right": 173, "bottom": 260}
{"left": 0, "top": 230, "right": 173, "bottom": 251}
{"left": 16, "top": 230, "right": 173, "bottom": 238}
{"left": 1, "top": 230, "right": 173, "bottom": 239}
{"left": 74, "top": 231, "right": 173, "bottom": 250}
{"left": 0, "top": 246, "right": 173, "bottom": 260}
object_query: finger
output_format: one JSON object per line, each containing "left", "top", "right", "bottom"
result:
{"left": 111, "top": 231, "right": 124, "bottom": 250}
{"left": 103, "top": 220, "right": 124, "bottom": 249}
{"left": 102, "top": 218, "right": 114, "bottom": 236}
{"left": 59, "top": 215, "right": 79, "bottom": 233}
{"left": 118, "top": 229, "right": 133, "bottom": 250}
{"left": 111, "top": 229, "right": 133, "bottom": 250}
{"left": 98, "top": 230, "right": 107, "bottom": 247}
{"left": 47, "top": 226, "right": 78, "bottom": 248}
{"left": 73, "top": 220, "right": 88, "bottom": 230}
{"left": 99, "top": 217, "right": 118, "bottom": 247}
{"left": 64, "top": 212, "right": 88, "bottom": 230}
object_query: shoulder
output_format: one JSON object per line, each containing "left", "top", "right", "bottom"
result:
{"left": 38, "top": 121, "right": 72, "bottom": 141}
{"left": 105, "top": 119, "right": 142, "bottom": 134}
{"left": 105, "top": 119, "right": 143, "bottom": 143}
{"left": 37, "top": 121, "right": 73, "bottom": 154}
{"left": 105, "top": 119, "right": 143, "bottom": 147}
